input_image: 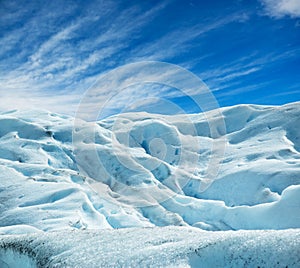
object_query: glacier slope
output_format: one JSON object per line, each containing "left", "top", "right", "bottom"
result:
{"left": 0, "top": 102, "right": 300, "bottom": 233}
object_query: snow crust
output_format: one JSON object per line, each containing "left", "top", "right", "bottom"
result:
{"left": 1, "top": 227, "right": 300, "bottom": 268}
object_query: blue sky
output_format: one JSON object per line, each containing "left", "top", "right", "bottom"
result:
{"left": 0, "top": 0, "right": 299, "bottom": 116}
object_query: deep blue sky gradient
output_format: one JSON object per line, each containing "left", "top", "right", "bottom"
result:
{"left": 0, "top": 0, "right": 299, "bottom": 115}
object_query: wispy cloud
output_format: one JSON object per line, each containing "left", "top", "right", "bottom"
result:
{"left": 129, "top": 12, "right": 250, "bottom": 62}
{"left": 216, "top": 81, "right": 272, "bottom": 99}
{"left": 260, "top": 0, "right": 300, "bottom": 18}
{"left": 0, "top": 1, "right": 251, "bottom": 116}
{"left": 74, "top": 60, "right": 222, "bottom": 120}
{"left": 198, "top": 48, "right": 300, "bottom": 92}
{"left": 0, "top": 88, "right": 81, "bottom": 115}
{"left": 0, "top": 1, "right": 298, "bottom": 116}
{"left": 0, "top": 1, "right": 171, "bottom": 115}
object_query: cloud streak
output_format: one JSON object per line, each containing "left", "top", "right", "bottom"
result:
{"left": 0, "top": 1, "right": 250, "bottom": 115}
{"left": 129, "top": 12, "right": 250, "bottom": 62}
{"left": 198, "top": 47, "right": 300, "bottom": 93}
{"left": 0, "top": 1, "right": 171, "bottom": 114}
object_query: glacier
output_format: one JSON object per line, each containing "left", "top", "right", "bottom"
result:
{"left": 0, "top": 102, "right": 299, "bottom": 267}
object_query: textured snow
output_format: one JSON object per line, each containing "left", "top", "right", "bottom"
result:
{"left": 0, "top": 102, "right": 300, "bottom": 266}
{"left": 0, "top": 227, "right": 300, "bottom": 267}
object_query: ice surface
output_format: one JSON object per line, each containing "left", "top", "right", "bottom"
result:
{"left": 0, "top": 248, "right": 36, "bottom": 268}
{"left": 0, "top": 227, "right": 299, "bottom": 267}
{"left": 1, "top": 103, "right": 299, "bottom": 232}
{"left": 0, "top": 103, "right": 299, "bottom": 266}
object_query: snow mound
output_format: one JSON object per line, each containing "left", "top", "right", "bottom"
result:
{"left": 0, "top": 227, "right": 299, "bottom": 267}
{"left": 0, "top": 102, "right": 300, "bottom": 233}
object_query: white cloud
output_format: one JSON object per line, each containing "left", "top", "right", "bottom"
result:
{"left": 0, "top": 1, "right": 171, "bottom": 116}
{"left": 260, "top": 0, "right": 300, "bottom": 18}
{"left": 2, "top": 0, "right": 298, "bottom": 117}
{"left": 0, "top": 88, "right": 81, "bottom": 116}
{"left": 2, "top": 0, "right": 233, "bottom": 117}
{"left": 73, "top": 61, "right": 221, "bottom": 121}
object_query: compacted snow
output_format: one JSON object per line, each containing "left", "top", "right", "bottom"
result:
{"left": 0, "top": 102, "right": 300, "bottom": 267}
{"left": 1, "top": 227, "right": 299, "bottom": 268}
